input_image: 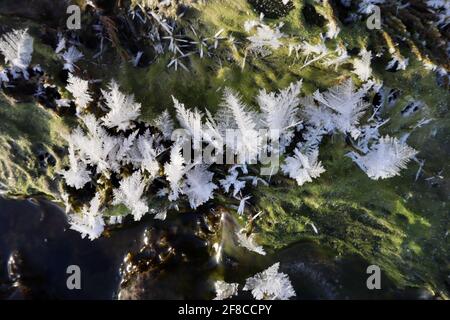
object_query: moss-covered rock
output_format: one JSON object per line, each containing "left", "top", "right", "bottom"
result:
{"left": 0, "top": 0, "right": 449, "bottom": 297}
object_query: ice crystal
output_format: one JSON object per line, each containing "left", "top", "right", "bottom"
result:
{"left": 236, "top": 229, "right": 266, "bottom": 255}
{"left": 347, "top": 135, "right": 418, "bottom": 180}
{"left": 66, "top": 74, "right": 93, "bottom": 114}
{"left": 69, "top": 193, "right": 105, "bottom": 241}
{"left": 214, "top": 281, "right": 239, "bottom": 300}
{"left": 281, "top": 148, "right": 325, "bottom": 186}
{"left": 112, "top": 171, "right": 149, "bottom": 221}
{"left": 101, "top": 80, "right": 142, "bottom": 131}
{"left": 257, "top": 81, "right": 302, "bottom": 150}
{"left": 312, "top": 78, "right": 370, "bottom": 138}
{"left": 60, "top": 144, "right": 91, "bottom": 189}
{"left": 62, "top": 46, "right": 83, "bottom": 73}
{"left": 164, "top": 143, "right": 186, "bottom": 201}
{"left": 243, "top": 263, "right": 296, "bottom": 300}
{"left": 183, "top": 165, "right": 217, "bottom": 209}
{"left": 0, "top": 29, "right": 34, "bottom": 78}
{"left": 352, "top": 49, "right": 372, "bottom": 81}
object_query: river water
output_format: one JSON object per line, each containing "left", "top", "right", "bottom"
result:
{"left": 0, "top": 197, "right": 431, "bottom": 300}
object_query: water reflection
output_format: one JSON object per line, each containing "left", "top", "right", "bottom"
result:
{"left": 0, "top": 198, "right": 432, "bottom": 300}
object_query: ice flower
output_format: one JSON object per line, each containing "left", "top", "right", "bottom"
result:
{"left": 0, "top": 28, "right": 33, "bottom": 79}
{"left": 347, "top": 135, "right": 418, "bottom": 180}
{"left": 183, "top": 165, "right": 217, "bottom": 209}
{"left": 69, "top": 193, "right": 105, "bottom": 241}
{"left": 101, "top": 80, "right": 141, "bottom": 131}
{"left": 214, "top": 281, "right": 239, "bottom": 300}
{"left": 112, "top": 171, "right": 149, "bottom": 221}
{"left": 281, "top": 148, "right": 325, "bottom": 186}
{"left": 243, "top": 263, "right": 296, "bottom": 300}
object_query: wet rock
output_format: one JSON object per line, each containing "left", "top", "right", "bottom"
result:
{"left": 248, "top": 0, "right": 295, "bottom": 19}
{"left": 302, "top": 3, "right": 326, "bottom": 28}
{"left": 0, "top": 250, "right": 46, "bottom": 300}
{"left": 117, "top": 209, "right": 221, "bottom": 299}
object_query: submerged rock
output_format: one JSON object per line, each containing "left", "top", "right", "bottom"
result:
{"left": 118, "top": 209, "right": 221, "bottom": 299}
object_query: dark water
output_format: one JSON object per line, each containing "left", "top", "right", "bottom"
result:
{"left": 0, "top": 197, "right": 148, "bottom": 299}
{"left": 0, "top": 197, "right": 432, "bottom": 300}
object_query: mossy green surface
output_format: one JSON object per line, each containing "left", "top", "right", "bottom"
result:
{"left": 0, "top": 96, "right": 67, "bottom": 197}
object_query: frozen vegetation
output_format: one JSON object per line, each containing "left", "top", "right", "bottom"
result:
{"left": 0, "top": 0, "right": 449, "bottom": 299}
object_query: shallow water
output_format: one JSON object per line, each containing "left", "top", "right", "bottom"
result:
{"left": 0, "top": 197, "right": 432, "bottom": 300}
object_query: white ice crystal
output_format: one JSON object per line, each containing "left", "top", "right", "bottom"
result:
{"left": 128, "top": 129, "right": 162, "bottom": 177}
{"left": 214, "top": 281, "right": 239, "bottom": 300}
{"left": 216, "top": 89, "right": 260, "bottom": 162}
{"left": 427, "top": 0, "right": 450, "bottom": 28}
{"left": 312, "top": 78, "right": 370, "bottom": 138}
{"left": 281, "top": 148, "right": 325, "bottom": 186}
{"left": 164, "top": 143, "right": 186, "bottom": 201}
{"left": 67, "top": 114, "right": 118, "bottom": 173}
{"left": 219, "top": 169, "right": 246, "bottom": 197}
{"left": 152, "top": 109, "right": 174, "bottom": 140}
{"left": 112, "top": 171, "right": 149, "bottom": 221}
{"left": 236, "top": 195, "right": 251, "bottom": 215}
{"left": 62, "top": 46, "right": 83, "bottom": 72}
{"left": 66, "top": 73, "right": 93, "bottom": 114}
{"left": 257, "top": 81, "right": 302, "bottom": 151}
{"left": 69, "top": 193, "right": 105, "bottom": 241}
{"left": 358, "top": 0, "right": 385, "bottom": 15}
{"left": 325, "top": 18, "right": 340, "bottom": 39}
{"left": 183, "top": 165, "right": 217, "bottom": 209}
{"left": 0, "top": 29, "right": 34, "bottom": 79}
{"left": 0, "top": 69, "right": 9, "bottom": 84}
{"left": 323, "top": 45, "right": 349, "bottom": 70}
{"left": 60, "top": 144, "right": 91, "bottom": 189}
{"left": 101, "top": 80, "right": 142, "bottom": 131}
{"left": 236, "top": 229, "right": 266, "bottom": 255}
{"left": 352, "top": 48, "right": 372, "bottom": 81}
{"left": 173, "top": 96, "right": 204, "bottom": 150}
{"left": 347, "top": 135, "right": 418, "bottom": 180}
{"left": 55, "top": 36, "right": 66, "bottom": 54}
{"left": 386, "top": 56, "right": 409, "bottom": 71}
{"left": 243, "top": 263, "right": 296, "bottom": 300}
{"left": 247, "top": 23, "right": 285, "bottom": 53}
{"left": 108, "top": 131, "right": 139, "bottom": 173}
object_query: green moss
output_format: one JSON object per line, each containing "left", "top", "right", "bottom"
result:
{"left": 0, "top": 96, "right": 67, "bottom": 197}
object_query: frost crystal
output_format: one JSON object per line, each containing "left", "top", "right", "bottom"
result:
{"left": 247, "top": 23, "right": 285, "bottom": 52}
{"left": 257, "top": 81, "right": 302, "bottom": 150}
{"left": 101, "top": 80, "right": 142, "bottom": 131}
{"left": 358, "top": 0, "right": 385, "bottom": 15}
{"left": 219, "top": 169, "right": 246, "bottom": 197}
{"left": 183, "top": 165, "right": 217, "bottom": 209}
{"left": 60, "top": 144, "right": 91, "bottom": 189}
{"left": 62, "top": 46, "right": 83, "bottom": 72}
{"left": 112, "top": 171, "right": 149, "bottom": 221}
{"left": 173, "top": 96, "right": 203, "bottom": 150}
{"left": 347, "top": 135, "right": 418, "bottom": 180}
{"left": 164, "top": 143, "right": 186, "bottom": 201}
{"left": 66, "top": 74, "right": 93, "bottom": 114}
{"left": 0, "top": 29, "right": 34, "bottom": 78}
{"left": 236, "top": 230, "right": 266, "bottom": 255}
{"left": 243, "top": 263, "right": 296, "bottom": 300}
{"left": 69, "top": 193, "right": 105, "bottom": 241}
{"left": 312, "top": 79, "right": 370, "bottom": 138}
{"left": 216, "top": 89, "right": 260, "bottom": 162}
{"left": 352, "top": 49, "right": 372, "bottom": 81}
{"left": 67, "top": 114, "right": 118, "bottom": 173}
{"left": 128, "top": 129, "right": 162, "bottom": 177}
{"left": 152, "top": 109, "right": 174, "bottom": 140}
{"left": 282, "top": 148, "right": 325, "bottom": 186}
{"left": 214, "top": 281, "right": 239, "bottom": 300}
